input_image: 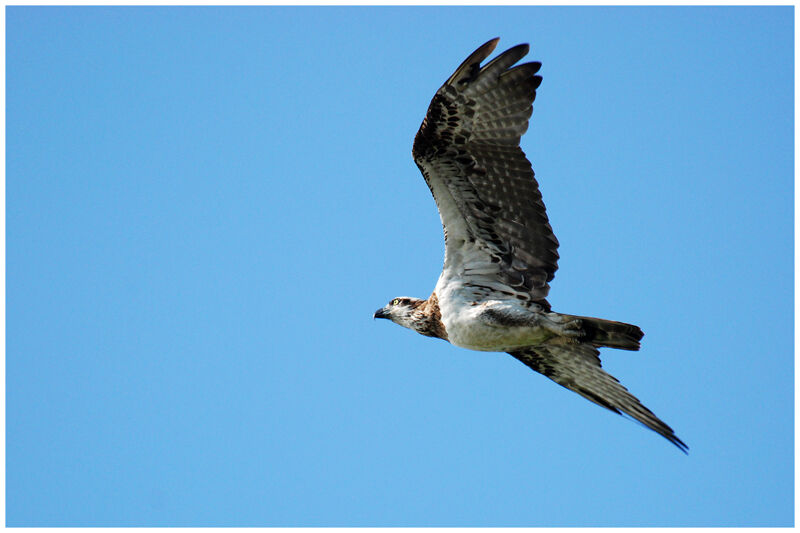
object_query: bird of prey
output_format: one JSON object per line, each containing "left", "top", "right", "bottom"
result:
{"left": 374, "top": 38, "right": 687, "bottom": 453}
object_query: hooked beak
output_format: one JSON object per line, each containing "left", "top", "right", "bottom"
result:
{"left": 373, "top": 307, "right": 389, "bottom": 319}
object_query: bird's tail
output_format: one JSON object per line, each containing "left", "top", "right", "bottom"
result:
{"left": 568, "top": 315, "right": 644, "bottom": 351}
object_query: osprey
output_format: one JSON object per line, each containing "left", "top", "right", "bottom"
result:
{"left": 374, "top": 38, "right": 687, "bottom": 453}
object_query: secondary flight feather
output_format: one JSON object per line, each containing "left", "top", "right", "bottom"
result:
{"left": 374, "top": 38, "right": 687, "bottom": 453}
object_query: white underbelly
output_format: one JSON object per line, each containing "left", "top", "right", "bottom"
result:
{"left": 447, "top": 319, "right": 548, "bottom": 351}
{"left": 434, "top": 279, "right": 551, "bottom": 352}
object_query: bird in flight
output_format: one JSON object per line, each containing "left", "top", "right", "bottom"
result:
{"left": 374, "top": 38, "right": 687, "bottom": 453}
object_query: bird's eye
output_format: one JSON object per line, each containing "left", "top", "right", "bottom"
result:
{"left": 391, "top": 298, "right": 400, "bottom": 306}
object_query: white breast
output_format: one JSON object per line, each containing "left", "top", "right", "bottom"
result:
{"left": 434, "top": 270, "right": 550, "bottom": 352}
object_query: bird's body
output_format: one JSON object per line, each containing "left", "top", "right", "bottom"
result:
{"left": 433, "top": 283, "right": 569, "bottom": 351}
{"left": 374, "top": 38, "right": 687, "bottom": 452}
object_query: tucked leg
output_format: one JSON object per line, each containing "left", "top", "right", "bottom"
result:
{"left": 542, "top": 313, "right": 584, "bottom": 339}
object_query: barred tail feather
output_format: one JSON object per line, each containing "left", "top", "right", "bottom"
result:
{"left": 571, "top": 316, "right": 644, "bottom": 351}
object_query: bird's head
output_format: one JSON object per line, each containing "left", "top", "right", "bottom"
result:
{"left": 374, "top": 297, "right": 425, "bottom": 330}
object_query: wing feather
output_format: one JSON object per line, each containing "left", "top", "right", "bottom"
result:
{"left": 464, "top": 43, "right": 531, "bottom": 95}
{"left": 413, "top": 38, "right": 558, "bottom": 302}
{"left": 443, "top": 38, "right": 500, "bottom": 87}
{"left": 508, "top": 343, "right": 689, "bottom": 452}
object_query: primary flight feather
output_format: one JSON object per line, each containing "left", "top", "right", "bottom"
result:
{"left": 374, "top": 38, "right": 687, "bottom": 453}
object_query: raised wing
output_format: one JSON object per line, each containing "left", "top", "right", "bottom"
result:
{"left": 508, "top": 342, "right": 688, "bottom": 452}
{"left": 413, "top": 38, "right": 559, "bottom": 303}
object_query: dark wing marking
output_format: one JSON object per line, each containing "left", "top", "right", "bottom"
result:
{"left": 413, "top": 38, "right": 559, "bottom": 302}
{"left": 508, "top": 342, "right": 688, "bottom": 453}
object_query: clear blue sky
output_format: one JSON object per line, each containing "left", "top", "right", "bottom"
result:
{"left": 7, "top": 6, "right": 793, "bottom": 527}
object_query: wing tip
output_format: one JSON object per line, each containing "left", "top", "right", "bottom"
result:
{"left": 484, "top": 36, "right": 501, "bottom": 51}
{"left": 444, "top": 37, "right": 501, "bottom": 86}
{"left": 507, "top": 42, "right": 530, "bottom": 56}
{"left": 669, "top": 434, "right": 690, "bottom": 454}
{"left": 624, "top": 409, "right": 689, "bottom": 454}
